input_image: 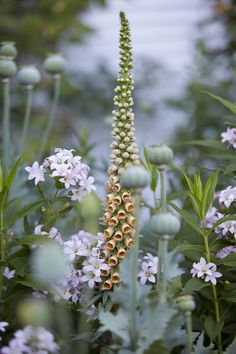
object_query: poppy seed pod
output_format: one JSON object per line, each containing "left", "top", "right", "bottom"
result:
{"left": 44, "top": 54, "right": 66, "bottom": 75}
{"left": 0, "top": 42, "right": 17, "bottom": 58}
{"left": 0, "top": 57, "right": 17, "bottom": 79}
{"left": 120, "top": 166, "right": 150, "bottom": 189}
{"left": 176, "top": 295, "right": 195, "bottom": 312}
{"left": 150, "top": 213, "right": 181, "bottom": 236}
{"left": 148, "top": 144, "right": 174, "bottom": 166}
{"left": 17, "top": 66, "right": 41, "bottom": 87}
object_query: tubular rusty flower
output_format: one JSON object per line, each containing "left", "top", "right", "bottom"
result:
{"left": 101, "top": 12, "right": 140, "bottom": 289}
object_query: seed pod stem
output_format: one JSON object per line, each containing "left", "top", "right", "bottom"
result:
{"left": 2, "top": 79, "right": 11, "bottom": 171}
{"left": 185, "top": 311, "right": 193, "bottom": 354}
{"left": 20, "top": 87, "right": 33, "bottom": 153}
{"left": 38, "top": 75, "right": 61, "bottom": 160}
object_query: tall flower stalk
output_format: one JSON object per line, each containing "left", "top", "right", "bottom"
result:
{"left": 101, "top": 12, "right": 140, "bottom": 290}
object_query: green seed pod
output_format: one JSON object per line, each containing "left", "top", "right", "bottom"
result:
{"left": 17, "top": 66, "right": 41, "bottom": 87}
{"left": 120, "top": 166, "right": 150, "bottom": 189}
{"left": 0, "top": 57, "right": 17, "bottom": 79}
{"left": 176, "top": 295, "right": 195, "bottom": 312}
{"left": 150, "top": 212, "right": 181, "bottom": 236}
{"left": 148, "top": 144, "right": 174, "bottom": 166}
{"left": 0, "top": 42, "right": 17, "bottom": 58}
{"left": 17, "top": 298, "right": 51, "bottom": 326}
{"left": 44, "top": 54, "right": 66, "bottom": 74}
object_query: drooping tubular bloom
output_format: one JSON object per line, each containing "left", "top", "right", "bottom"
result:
{"left": 101, "top": 12, "right": 140, "bottom": 290}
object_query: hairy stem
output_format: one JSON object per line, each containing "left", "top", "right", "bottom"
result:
{"left": 38, "top": 75, "right": 61, "bottom": 160}
{"left": 185, "top": 311, "right": 193, "bottom": 354}
{"left": 157, "top": 168, "right": 167, "bottom": 281}
{"left": 20, "top": 88, "right": 33, "bottom": 153}
{"left": 2, "top": 79, "right": 11, "bottom": 172}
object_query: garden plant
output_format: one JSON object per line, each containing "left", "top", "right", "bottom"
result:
{"left": 0, "top": 11, "right": 236, "bottom": 354}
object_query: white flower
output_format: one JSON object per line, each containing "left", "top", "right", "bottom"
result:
{"left": 70, "top": 188, "right": 87, "bottom": 201}
{"left": 79, "top": 176, "right": 96, "bottom": 193}
{"left": 83, "top": 257, "right": 109, "bottom": 276}
{"left": 204, "top": 264, "right": 222, "bottom": 285}
{"left": 80, "top": 272, "right": 102, "bottom": 289}
{"left": 51, "top": 163, "right": 70, "bottom": 177}
{"left": 191, "top": 257, "right": 222, "bottom": 285}
{"left": 3, "top": 267, "right": 16, "bottom": 279}
{"left": 25, "top": 161, "right": 45, "bottom": 185}
{"left": 59, "top": 173, "right": 76, "bottom": 189}
{"left": 216, "top": 245, "right": 236, "bottom": 259}
{"left": 218, "top": 186, "right": 236, "bottom": 208}
{"left": 138, "top": 262, "right": 156, "bottom": 285}
{"left": 204, "top": 207, "right": 219, "bottom": 229}
{"left": 221, "top": 127, "right": 236, "bottom": 148}
{"left": 0, "top": 321, "right": 9, "bottom": 341}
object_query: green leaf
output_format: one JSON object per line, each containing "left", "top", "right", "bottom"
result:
{"left": 215, "top": 253, "right": 236, "bottom": 267}
{"left": 188, "top": 192, "right": 202, "bottom": 220}
{"left": 181, "top": 139, "right": 226, "bottom": 151}
{"left": 5, "top": 158, "right": 22, "bottom": 188}
{"left": 0, "top": 165, "right": 3, "bottom": 193}
{"left": 201, "top": 169, "right": 219, "bottom": 218}
{"left": 7, "top": 234, "right": 48, "bottom": 248}
{"left": 177, "top": 244, "right": 205, "bottom": 261}
{"left": 183, "top": 172, "right": 194, "bottom": 194}
{"left": 150, "top": 166, "right": 158, "bottom": 192}
{"left": 205, "top": 316, "right": 224, "bottom": 342}
{"left": 193, "top": 174, "right": 203, "bottom": 200}
{"left": 99, "top": 310, "right": 130, "bottom": 345}
{"left": 169, "top": 202, "right": 202, "bottom": 235}
{"left": 7, "top": 200, "right": 45, "bottom": 226}
{"left": 203, "top": 91, "right": 236, "bottom": 115}
{"left": 184, "top": 278, "right": 211, "bottom": 292}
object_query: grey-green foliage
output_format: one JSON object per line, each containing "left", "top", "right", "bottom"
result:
{"left": 99, "top": 248, "right": 185, "bottom": 354}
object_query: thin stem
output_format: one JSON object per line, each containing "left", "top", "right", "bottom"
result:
{"left": 2, "top": 79, "right": 11, "bottom": 172}
{"left": 159, "top": 235, "right": 169, "bottom": 302}
{"left": 202, "top": 228, "right": 222, "bottom": 354}
{"left": 159, "top": 168, "right": 166, "bottom": 212}
{"left": 130, "top": 193, "right": 140, "bottom": 350}
{"left": 185, "top": 311, "right": 193, "bottom": 354}
{"left": 0, "top": 211, "right": 5, "bottom": 300}
{"left": 20, "top": 88, "right": 33, "bottom": 153}
{"left": 38, "top": 75, "right": 61, "bottom": 161}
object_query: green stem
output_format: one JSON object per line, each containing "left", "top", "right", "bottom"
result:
{"left": 0, "top": 211, "right": 5, "bottom": 301}
{"left": 159, "top": 168, "right": 166, "bottom": 212}
{"left": 157, "top": 167, "right": 167, "bottom": 282}
{"left": 185, "top": 311, "right": 193, "bottom": 354}
{"left": 38, "top": 75, "right": 61, "bottom": 161}
{"left": 20, "top": 88, "right": 33, "bottom": 153}
{"left": 159, "top": 235, "right": 169, "bottom": 302}
{"left": 202, "top": 229, "right": 222, "bottom": 354}
{"left": 2, "top": 79, "right": 11, "bottom": 172}
{"left": 130, "top": 193, "right": 140, "bottom": 350}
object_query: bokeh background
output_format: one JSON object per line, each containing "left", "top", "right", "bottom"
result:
{"left": 1, "top": 0, "right": 236, "bottom": 197}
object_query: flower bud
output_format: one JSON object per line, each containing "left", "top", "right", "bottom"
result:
{"left": 120, "top": 166, "right": 150, "bottom": 189}
{"left": 125, "top": 202, "right": 135, "bottom": 213}
{"left": 148, "top": 144, "right": 173, "bottom": 166}
{"left": 102, "top": 279, "right": 113, "bottom": 291}
{"left": 122, "top": 223, "right": 132, "bottom": 234}
{"left": 108, "top": 255, "right": 118, "bottom": 266}
{"left": 111, "top": 272, "right": 121, "bottom": 284}
{"left": 101, "top": 268, "right": 110, "bottom": 277}
{"left": 17, "top": 66, "right": 41, "bottom": 87}
{"left": 117, "top": 248, "right": 126, "bottom": 259}
{"left": 44, "top": 53, "right": 66, "bottom": 75}
{"left": 114, "top": 231, "right": 123, "bottom": 241}
{"left": 150, "top": 213, "right": 181, "bottom": 236}
{"left": 0, "top": 42, "right": 17, "bottom": 58}
{"left": 117, "top": 209, "right": 126, "bottom": 220}
{"left": 176, "top": 295, "right": 195, "bottom": 312}
{"left": 105, "top": 239, "right": 116, "bottom": 250}
{"left": 0, "top": 57, "right": 17, "bottom": 79}
{"left": 104, "top": 227, "right": 114, "bottom": 239}
{"left": 108, "top": 216, "right": 119, "bottom": 227}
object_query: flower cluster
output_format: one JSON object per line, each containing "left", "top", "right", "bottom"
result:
{"left": 101, "top": 12, "right": 140, "bottom": 290}
{"left": 218, "top": 186, "right": 236, "bottom": 208}
{"left": 221, "top": 127, "right": 236, "bottom": 148}
{"left": 138, "top": 253, "right": 158, "bottom": 285}
{"left": 1, "top": 325, "right": 59, "bottom": 353}
{"left": 204, "top": 207, "right": 236, "bottom": 240}
{"left": 60, "top": 231, "right": 109, "bottom": 304}
{"left": 191, "top": 257, "right": 222, "bottom": 285}
{"left": 25, "top": 148, "right": 96, "bottom": 201}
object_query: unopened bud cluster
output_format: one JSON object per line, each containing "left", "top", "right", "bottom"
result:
{"left": 101, "top": 12, "right": 140, "bottom": 290}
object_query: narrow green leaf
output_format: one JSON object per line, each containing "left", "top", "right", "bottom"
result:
{"left": 169, "top": 202, "right": 202, "bottom": 235}
{"left": 201, "top": 169, "right": 219, "bottom": 218}
{"left": 0, "top": 166, "right": 3, "bottom": 193}
{"left": 188, "top": 192, "right": 202, "bottom": 220}
{"left": 203, "top": 91, "right": 236, "bottom": 115}
{"left": 183, "top": 172, "right": 194, "bottom": 194}
{"left": 7, "top": 200, "right": 45, "bottom": 226}
{"left": 5, "top": 158, "right": 22, "bottom": 188}
{"left": 207, "top": 214, "right": 236, "bottom": 235}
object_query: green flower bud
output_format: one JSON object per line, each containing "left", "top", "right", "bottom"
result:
{"left": 150, "top": 212, "right": 181, "bottom": 236}
{"left": 148, "top": 144, "right": 174, "bottom": 166}
{"left": 0, "top": 42, "right": 17, "bottom": 58}
{"left": 17, "top": 65, "right": 41, "bottom": 87}
{"left": 120, "top": 166, "right": 150, "bottom": 189}
{"left": 176, "top": 295, "right": 195, "bottom": 312}
{"left": 44, "top": 53, "right": 66, "bottom": 75}
{"left": 0, "top": 57, "right": 17, "bottom": 79}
